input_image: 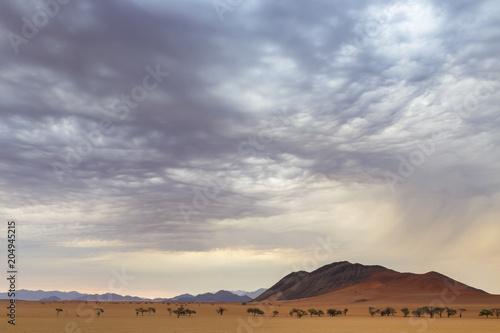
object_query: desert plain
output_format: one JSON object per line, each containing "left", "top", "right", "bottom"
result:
{"left": 2, "top": 296, "right": 499, "bottom": 333}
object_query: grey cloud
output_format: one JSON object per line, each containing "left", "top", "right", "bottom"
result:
{"left": 1, "top": 0, "right": 499, "bottom": 267}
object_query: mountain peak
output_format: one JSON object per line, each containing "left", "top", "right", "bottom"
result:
{"left": 254, "top": 261, "right": 486, "bottom": 302}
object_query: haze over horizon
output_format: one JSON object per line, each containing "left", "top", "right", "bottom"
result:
{"left": 1, "top": 0, "right": 499, "bottom": 299}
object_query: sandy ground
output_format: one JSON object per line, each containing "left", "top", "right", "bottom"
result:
{"left": 1, "top": 300, "right": 499, "bottom": 332}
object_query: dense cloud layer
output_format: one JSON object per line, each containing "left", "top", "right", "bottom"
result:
{"left": 1, "top": 0, "right": 499, "bottom": 296}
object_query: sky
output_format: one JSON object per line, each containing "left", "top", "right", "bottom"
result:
{"left": 0, "top": 0, "right": 499, "bottom": 299}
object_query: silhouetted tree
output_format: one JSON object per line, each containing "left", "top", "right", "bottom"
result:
{"left": 55, "top": 308, "right": 63, "bottom": 317}
{"left": 343, "top": 308, "right": 348, "bottom": 316}
{"left": 401, "top": 308, "right": 409, "bottom": 317}
{"left": 459, "top": 308, "right": 466, "bottom": 318}
{"left": 479, "top": 309, "right": 494, "bottom": 318}
{"left": 216, "top": 307, "right": 226, "bottom": 316}
{"left": 147, "top": 307, "right": 155, "bottom": 315}
{"left": 446, "top": 308, "right": 457, "bottom": 317}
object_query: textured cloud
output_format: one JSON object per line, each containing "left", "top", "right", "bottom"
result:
{"left": 1, "top": 0, "right": 499, "bottom": 296}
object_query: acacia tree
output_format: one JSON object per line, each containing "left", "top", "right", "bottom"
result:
{"left": 147, "top": 307, "right": 156, "bottom": 315}
{"left": 446, "top": 308, "right": 457, "bottom": 317}
{"left": 247, "top": 308, "right": 264, "bottom": 316}
{"left": 387, "top": 307, "right": 397, "bottom": 316}
{"left": 401, "top": 308, "right": 410, "bottom": 317}
{"left": 272, "top": 310, "right": 279, "bottom": 317}
{"left": 216, "top": 307, "right": 226, "bottom": 316}
{"left": 459, "top": 308, "right": 466, "bottom": 318}
{"left": 492, "top": 308, "right": 500, "bottom": 319}
{"left": 369, "top": 307, "right": 379, "bottom": 317}
{"left": 55, "top": 308, "right": 63, "bottom": 317}
{"left": 173, "top": 306, "right": 185, "bottom": 318}
{"left": 95, "top": 308, "right": 104, "bottom": 318}
{"left": 434, "top": 307, "right": 445, "bottom": 318}
{"left": 327, "top": 309, "right": 339, "bottom": 317}
{"left": 479, "top": 309, "right": 494, "bottom": 318}
{"left": 136, "top": 307, "right": 147, "bottom": 316}
{"left": 412, "top": 308, "right": 425, "bottom": 317}
{"left": 290, "top": 308, "right": 306, "bottom": 318}
{"left": 308, "top": 309, "right": 319, "bottom": 317}
{"left": 317, "top": 310, "right": 324, "bottom": 317}
{"left": 380, "top": 307, "right": 396, "bottom": 316}
{"left": 343, "top": 308, "right": 348, "bottom": 316}
{"left": 422, "top": 307, "right": 436, "bottom": 318}
{"left": 167, "top": 308, "right": 172, "bottom": 316}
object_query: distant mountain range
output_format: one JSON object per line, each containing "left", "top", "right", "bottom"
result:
{"left": 0, "top": 288, "right": 265, "bottom": 302}
{"left": 155, "top": 290, "right": 252, "bottom": 303}
{"left": 0, "top": 290, "right": 145, "bottom": 301}
{"left": 254, "top": 261, "right": 491, "bottom": 302}
{"left": 231, "top": 288, "right": 267, "bottom": 299}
